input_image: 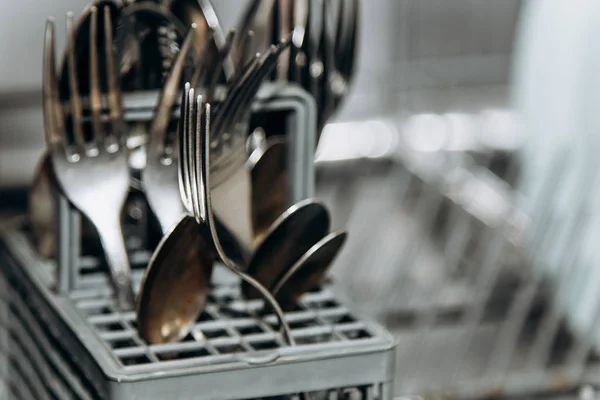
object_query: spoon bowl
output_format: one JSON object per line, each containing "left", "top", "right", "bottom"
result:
{"left": 242, "top": 199, "right": 330, "bottom": 300}
{"left": 271, "top": 230, "right": 347, "bottom": 311}
{"left": 136, "top": 215, "right": 216, "bottom": 344}
{"left": 29, "top": 153, "right": 57, "bottom": 258}
{"left": 249, "top": 135, "right": 288, "bottom": 245}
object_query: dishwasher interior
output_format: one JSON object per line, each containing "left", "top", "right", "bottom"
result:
{"left": 1, "top": 1, "right": 599, "bottom": 399}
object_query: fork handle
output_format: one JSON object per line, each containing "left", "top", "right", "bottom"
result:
{"left": 96, "top": 217, "right": 136, "bottom": 311}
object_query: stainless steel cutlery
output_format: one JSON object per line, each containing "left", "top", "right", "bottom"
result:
{"left": 34, "top": 0, "right": 354, "bottom": 343}
{"left": 43, "top": 7, "right": 135, "bottom": 310}
{"left": 235, "top": 0, "right": 360, "bottom": 137}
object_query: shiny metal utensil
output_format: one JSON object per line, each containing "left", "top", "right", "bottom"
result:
{"left": 44, "top": 8, "right": 135, "bottom": 310}
{"left": 247, "top": 130, "right": 288, "bottom": 245}
{"left": 30, "top": 1, "right": 119, "bottom": 259}
{"left": 230, "top": 0, "right": 275, "bottom": 71}
{"left": 58, "top": 1, "right": 120, "bottom": 95}
{"left": 289, "top": 0, "right": 310, "bottom": 84}
{"left": 142, "top": 27, "right": 195, "bottom": 234}
{"left": 276, "top": 0, "right": 359, "bottom": 136}
{"left": 241, "top": 198, "right": 330, "bottom": 300}
{"left": 329, "top": 0, "right": 359, "bottom": 112}
{"left": 313, "top": 0, "right": 334, "bottom": 133}
{"left": 137, "top": 84, "right": 293, "bottom": 345}
{"left": 204, "top": 29, "right": 236, "bottom": 103}
{"left": 116, "top": 1, "right": 189, "bottom": 92}
{"left": 276, "top": 0, "right": 293, "bottom": 80}
{"left": 28, "top": 153, "right": 56, "bottom": 258}
{"left": 136, "top": 214, "right": 216, "bottom": 344}
{"left": 170, "top": 0, "right": 234, "bottom": 83}
{"left": 207, "top": 39, "right": 290, "bottom": 256}
{"left": 28, "top": 152, "right": 109, "bottom": 259}
{"left": 270, "top": 230, "right": 347, "bottom": 311}
{"left": 184, "top": 87, "right": 295, "bottom": 347}
{"left": 136, "top": 84, "right": 219, "bottom": 345}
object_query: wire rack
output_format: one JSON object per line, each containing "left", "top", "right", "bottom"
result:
{"left": 315, "top": 112, "right": 600, "bottom": 399}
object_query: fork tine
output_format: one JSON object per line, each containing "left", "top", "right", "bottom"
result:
{"left": 206, "top": 29, "right": 236, "bottom": 103}
{"left": 103, "top": 5, "right": 124, "bottom": 140}
{"left": 212, "top": 47, "right": 272, "bottom": 134}
{"left": 186, "top": 88, "right": 196, "bottom": 220}
{"left": 215, "top": 40, "right": 289, "bottom": 136}
{"left": 43, "top": 17, "right": 65, "bottom": 148}
{"left": 149, "top": 26, "right": 195, "bottom": 157}
{"left": 178, "top": 83, "right": 192, "bottom": 213}
{"left": 194, "top": 94, "right": 206, "bottom": 221}
{"left": 66, "top": 12, "right": 85, "bottom": 148}
{"left": 186, "top": 88, "right": 202, "bottom": 223}
{"left": 89, "top": 6, "right": 103, "bottom": 143}
{"left": 230, "top": 0, "right": 262, "bottom": 70}
{"left": 199, "top": 101, "right": 211, "bottom": 223}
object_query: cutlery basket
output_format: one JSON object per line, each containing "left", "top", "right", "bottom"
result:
{"left": 0, "top": 231, "right": 395, "bottom": 400}
{"left": 56, "top": 83, "right": 318, "bottom": 293}
{"left": 0, "top": 83, "right": 396, "bottom": 399}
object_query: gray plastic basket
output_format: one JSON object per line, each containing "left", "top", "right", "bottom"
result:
{"left": 0, "top": 230, "right": 396, "bottom": 400}
{"left": 0, "top": 83, "right": 396, "bottom": 399}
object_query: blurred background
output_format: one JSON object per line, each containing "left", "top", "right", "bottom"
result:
{"left": 0, "top": 0, "right": 521, "bottom": 186}
{"left": 7, "top": 1, "right": 600, "bottom": 399}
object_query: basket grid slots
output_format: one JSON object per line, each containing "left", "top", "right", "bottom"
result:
{"left": 0, "top": 231, "right": 396, "bottom": 399}
{"left": 69, "top": 261, "right": 377, "bottom": 369}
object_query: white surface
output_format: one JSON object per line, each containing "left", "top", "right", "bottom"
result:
{"left": 513, "top": 0, "right": 600, "bottom": 348}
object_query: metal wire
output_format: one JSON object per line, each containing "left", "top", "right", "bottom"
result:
{"left": 318, "top": 110, "right": 600, "bottom": 398}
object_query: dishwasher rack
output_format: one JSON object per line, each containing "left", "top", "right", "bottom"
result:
{"left": 0, "top": 84, "right": 396, "bottom": 400}
{"left": 316, "top": 114, "right": 600, "bottom": 399}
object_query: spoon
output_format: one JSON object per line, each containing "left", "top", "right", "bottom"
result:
{"left": 246, "top": 129, "right": 288, "bottom": 245}
{"left": 136, "top": 215, "right": 216, "bottom": 344}
{"left": 137, "top": 84, "right": 216, "bottom": 345}
{"left": 241, "top": 198, "right": 331, "bottom": 300}
{"left": 29, "top": 153, "right": 57, "bottom": 258}
{"left": 270, "top": 230, "right": 347, "bottom": 311}
{"left": 136, "top": 81, "right": 248, "bottom": 344}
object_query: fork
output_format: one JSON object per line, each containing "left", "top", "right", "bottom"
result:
{"left": 180, "top": 85, "right": 296, "bottom": 346}
{"left": 208, "top": 39, "right": 290, "bottom": 254}
{"left": 142, "top": 26, "right": 195, "bottom": 234}
{"left": 43, "top": 7, "right": 135, "bottom": 310}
